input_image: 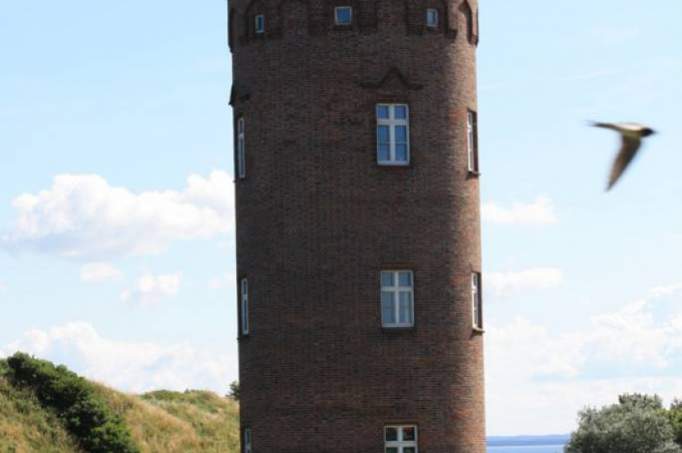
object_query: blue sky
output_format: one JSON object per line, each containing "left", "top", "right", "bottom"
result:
{"left": 1, "top": 0, "right": 681, "bottom": 437}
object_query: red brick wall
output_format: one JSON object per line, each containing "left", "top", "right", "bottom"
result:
{"left": 230, "top": 1, "right": 484, "bottom": 451}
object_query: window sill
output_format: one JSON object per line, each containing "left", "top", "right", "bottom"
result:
{"left": 382, "top": 326, "right": 415, "bottom": 332}
{"left": 378, "top": 162, "right": 411, "bottom": 167}
{"left": 472, "top": 327, "right": 485, "bottom": 334}
{"left": 467, "top": 170, "right": 481, "bottom": 177}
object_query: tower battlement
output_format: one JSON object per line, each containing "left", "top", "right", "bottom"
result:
{"left": 229, "top": 0, "right": 479, "bottom": 49}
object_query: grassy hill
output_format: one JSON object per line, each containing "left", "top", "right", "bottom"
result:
{"left": 0, "top": 357, "right": 240, "bottom": 453}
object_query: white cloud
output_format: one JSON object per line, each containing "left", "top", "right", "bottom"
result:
{"left": 485, "top": 284, "right": 682, "bottom": 435}
{"left": 120, "top": 273, "right": 181, "bottom": 305}
{"left": 487, "top": 267, "right": 563, "bottom": 297}
{"left": 482, "top": 196, "right": 558, "bottom": 226}
{"left": 1, "top": 322, "right": 238, "bottom": 393}
{"left": 1, "top": 170, "right": 234, "bottom": 259}
{"left": 80, "top": 262, "right": 122, "bottom": 283}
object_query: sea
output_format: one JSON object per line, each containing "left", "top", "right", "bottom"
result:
{"left": 487, "top": 435, "right": 569, "bottom": 453}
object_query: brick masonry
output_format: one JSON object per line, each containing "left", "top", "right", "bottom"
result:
{"left": 230, "top": 1, "right": 484, "bottom": 451}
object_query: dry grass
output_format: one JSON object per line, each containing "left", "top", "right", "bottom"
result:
{"left": 0, "top": 376, "right": 80, "bottom": 453}
{"left": 0, "top": 356, "right": 239, "bottom": 453}
{"left": 94, "top": 385, "right": 240, "bottom": 453}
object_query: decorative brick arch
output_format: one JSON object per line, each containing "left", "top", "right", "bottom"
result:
{"left": 459, "top": 0, "right": 476, "bottom": 44}
{"left": 243, "top": 0, "right": 268, "bottom": 42}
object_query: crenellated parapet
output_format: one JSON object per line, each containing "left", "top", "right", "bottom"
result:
{"left": 228, "top": 0, "right": 479, "bottom": 50}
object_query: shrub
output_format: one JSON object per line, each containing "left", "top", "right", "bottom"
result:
{"left": 670, "top": 400, "right": 682, "bottom": 448}
{"left": 566, "top": 393, "right": 682, "bottom": 453}
{"left": 6, "top": 352, "right": 139, "bottom": 453}
{"left": 228, "top": 381, "right": 240, "bottom": 401}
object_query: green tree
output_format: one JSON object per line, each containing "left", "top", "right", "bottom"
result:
{"left": 669, "top": 399, "right": 682, "bottom": 448}
{"left": 228, "top": 381, "right": 240, "bottom": 401}
{"left": 566, "top": 393, "right": 682, "bottom": 453}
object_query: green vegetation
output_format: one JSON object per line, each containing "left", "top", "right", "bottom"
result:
{"left": 0, "top": 359, "right": 80, "bottom": 453}
{"left": 566, "top": 394, "right": 682, "bottom": 453}
{"left": 228, "top": 381, "right": 240, "bottom": 401}
{"left": 6, "top": 352, "right": 138, "bottom": 453}
{"left": 0, "top": 355, "right": 240, "bottom": 453}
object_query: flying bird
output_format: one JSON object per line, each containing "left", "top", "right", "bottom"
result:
{"left": 591, "top": 122, "right": 656, "bottom": 191}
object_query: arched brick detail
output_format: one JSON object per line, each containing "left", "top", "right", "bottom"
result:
{"left": 243, "top": 0, "right": 269, "bottom": 42}
{"left": 459, "top": 0, "right": 475, "bottom": 44}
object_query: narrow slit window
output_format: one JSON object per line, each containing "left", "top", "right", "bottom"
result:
{"left": 241, "top": 278, "right": 249, "bottom": 335}
{"left": 243, "top": 427, "right": 252, "bottom": 453}
{"left": 467, "top": 109, "right": 479, "bottom": 173}
{"left": 237, "top": 117, "right": 246, "bottom": 179}
{"left": 376, "top": 104, "right": 410, "bottom": 165}
{"left": 385, "top": 425, "right": 418, "bottom": 453}
{"left": 381, "top": 271, "right": 414, "bottom": 328}
{"left": 335, "top": 6, "right": 353, "bottom": 25}
{"left": 254, "top": 14, "right": 265, "bottom": 34}
{"left": 426, "top": 8, "right": 439, "bottom": 28}
{"left": 471, "top": 272, "right": 483, "bottom": 330}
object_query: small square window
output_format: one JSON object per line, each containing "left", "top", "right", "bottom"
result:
{"left": 254, "top": 14, "right": 265, "bottom": 34}
{"left": 381, "top": 271, "right": 414, "bottom": 328}
{"left": 335, "top": 6, "right": 353, "bottom": 26}
{"left": 385, "top": 425, "right": 418, "bottom": 453}
{"left": 426, "top": 8, "right": 439, "bottom": 28}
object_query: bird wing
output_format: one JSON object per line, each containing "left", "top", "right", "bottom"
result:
{"left": 607, "top": 135, "right": 642, "bottom": 190}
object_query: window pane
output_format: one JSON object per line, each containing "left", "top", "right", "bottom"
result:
{"left": 403, "top": 448, "right": 416, "bottom": 453}
{"left": 398, "top": 271, "right": 412, "bottom": 287}
{"left": 427, "top": 9, "right": 438, "bottom": 27}
{"left": 378, "top": 125, "right": 390, "bottom": 143}
{"left": 385, "top": 449, "right": 398, "bottom": 453}
{"left": 335, "top": 7, "right": 352, "bottom": 25}
{"left": 378, "top": 144, "right": 390, "bottom": 162}
{"left": 403, "top": 427, "right": 416, "bottom": 441}
{"left": 381, "top": 271, "right": 394, "bottom": 287}
{"left": 395, "top": 144, "right": 408, "bottom": 162}
{"left": 377, "top": 105, "right": 389, "bottom": 119}
{"left": 399, "top": 292, "right": 412, "bottom": 324}
{"left": 385, "top": 427, "right": 398, "bottom": 441}
{"left": 395, "top": 126, "right": 407, "bottom": 142}
{"left": 382, "top": 292, "right": 395, "bottom": 325}
{"left": 394, "top": 105, "right": 407, "bottom": 119}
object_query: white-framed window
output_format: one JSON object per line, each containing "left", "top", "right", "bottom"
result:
{"left": 471, "top": 272, "right": 483, "bottom": 330}
{"left": 237, "top": 117, "right": 246, "bottom": 179}
{"left": 241, "top": 278, "right": 249, "bottom": 335}
{"left": 376, "top": 104, "right": 410, "bottom": 165}
{"left": 334, "top": 6, "right": 353, "bottom": 25}
{"left": 426, "top": 8, "right": 439, "bottom": 28}
{"left": 381, "top": 270, "right": 414, "bottom": 328}
{"left": 467, "top": 109, "right": 479, "bottom": 173}
{"left": 254, "top": 14, "right": 265, "bottom": 34}
{"left": 385, "top": 425, "right": 418, "bottom": 453}
{"left": 243, "top": 427, "right": 252, "bottom": 453}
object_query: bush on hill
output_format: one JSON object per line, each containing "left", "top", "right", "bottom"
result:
{"left": 6, "top": 352, "right": 139, "bottom": 453}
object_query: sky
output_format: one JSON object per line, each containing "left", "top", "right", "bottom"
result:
{"left": 1, "top": 0, "right": 682, "bottom": 437}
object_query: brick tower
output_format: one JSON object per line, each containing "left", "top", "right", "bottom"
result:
{"left": 229, "top": 1, "right": 484, "bottom": 451}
